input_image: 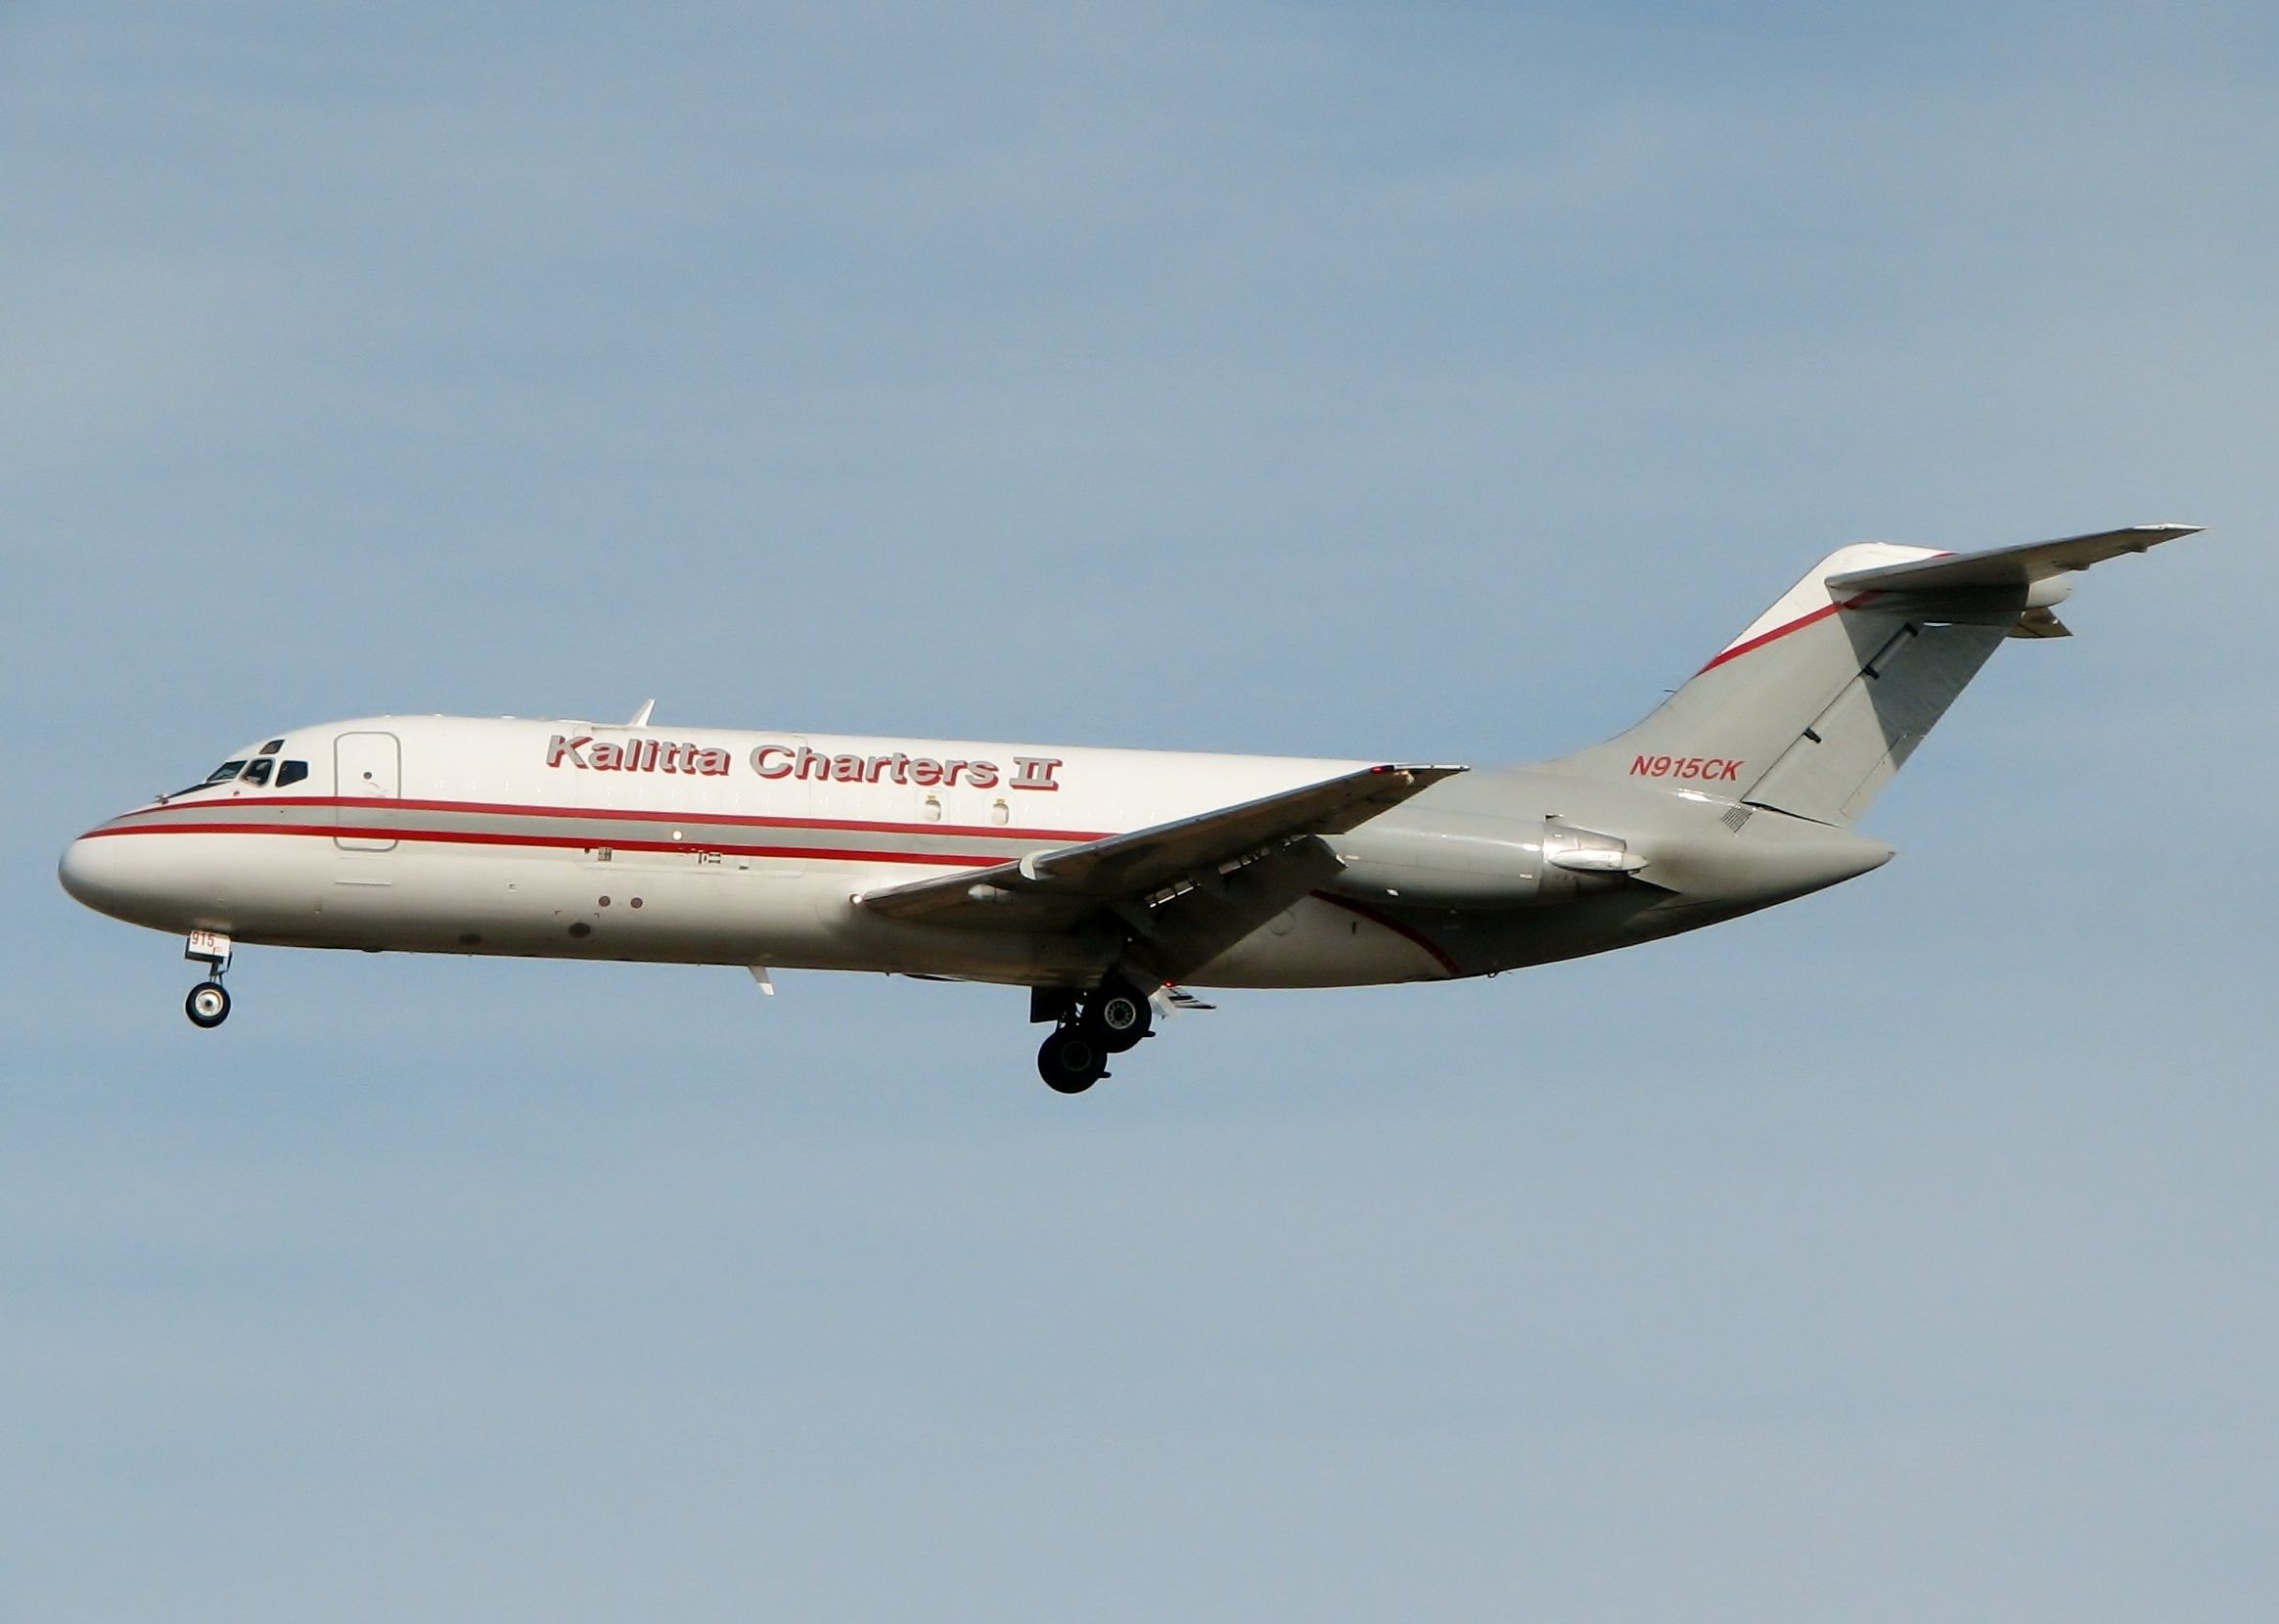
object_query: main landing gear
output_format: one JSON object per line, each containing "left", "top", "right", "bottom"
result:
{"left": 1034, "top": 980, "right": 1156, "bottom": 1094}
{"left": 182, "top": 929, "right": 233, "bottom": 1029}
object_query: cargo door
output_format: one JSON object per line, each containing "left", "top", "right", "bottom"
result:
{"left": 334, "top": 731, "right": 401, "bottom": 851}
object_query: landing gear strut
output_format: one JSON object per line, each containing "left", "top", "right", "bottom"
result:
{"left": 1032, "top": 978, "right": 1157, "bottom": 1093}
{"left": 183, "top": 929, "right": 233, "bottom": 1030}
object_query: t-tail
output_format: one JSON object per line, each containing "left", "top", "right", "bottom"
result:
{"left": 1558, "top": 524, "right": 2202, "bottom": 827}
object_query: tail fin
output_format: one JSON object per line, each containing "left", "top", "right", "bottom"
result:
{"left": 1557, "top": 524, "right": 2201, "bottom": 827}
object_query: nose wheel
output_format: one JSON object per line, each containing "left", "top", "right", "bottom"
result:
{"left": 182, "top": 929, "right": 234, "bottom": 1029}
{"left": 185, "top": 980, "right": 232, "bottom": 1028}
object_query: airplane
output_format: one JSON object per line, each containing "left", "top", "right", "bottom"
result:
{"left": 60, "top": 523, "right": 2198, "bottom": 1093}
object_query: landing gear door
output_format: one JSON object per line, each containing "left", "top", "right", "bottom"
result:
{"left": 335, "top": 731, "right": 400, "bottom": 851}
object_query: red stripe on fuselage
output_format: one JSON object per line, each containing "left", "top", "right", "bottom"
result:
{"left": 114, "top": 794, "right": 1113, "bottom": 843}
{"left": 1312, "top": 892, "right": 1461, "bottom": 976}
{"left": 77, "top": 822, "right": 1014, "bottom": 868}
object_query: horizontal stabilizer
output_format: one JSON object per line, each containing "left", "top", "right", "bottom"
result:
{"left": 1826, "top": 523, "right": 2201, "bottom": 594}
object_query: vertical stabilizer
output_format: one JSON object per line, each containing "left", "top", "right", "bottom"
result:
{"left": 1554, "top": 525, "right": 2199, "bottom": 827}
{"left": 1556, "top": 544, "right": 2004, "bottom": 826}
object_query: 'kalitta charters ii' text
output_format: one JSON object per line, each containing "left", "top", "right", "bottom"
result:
{"left": 544, "top": 735, "right": 1065, "bottom": 790}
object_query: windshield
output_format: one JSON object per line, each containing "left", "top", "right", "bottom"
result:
{"left": 165, "top": 759, "right": 248, "bottom": 798}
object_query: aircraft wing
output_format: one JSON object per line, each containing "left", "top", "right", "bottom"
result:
{"left": 857, "top": 763, "right": 1466, "bottom": 935}
{"left": 1825, "top": 523, "right": 2201, "bottom": 593}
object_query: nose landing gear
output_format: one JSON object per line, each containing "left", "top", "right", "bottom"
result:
{"left": 1032, "top": 978, "right": 1157, "bottom": 1093}
{"left": 186, "top": 980, "right": 231, "bottom": 1028}
{"left": 182, "top": 929, "right": 233, "bottom": 1030}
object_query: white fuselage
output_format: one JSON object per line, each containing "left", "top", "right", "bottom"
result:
{"left": 58, "top": 526, "right": 2185, "bottom": 1082}
{"left": 59, "top": 716, "right": 1464, "bottom": 989}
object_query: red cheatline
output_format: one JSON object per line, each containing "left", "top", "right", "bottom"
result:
{"left": 79, "top": 822, "right": 1012, "bottom": 869}
{"left": 1311, "top": 892, "right": 1460, "bottom": 976}
{"left": 110, "top": 794, "right": 1111, "bottom": 843}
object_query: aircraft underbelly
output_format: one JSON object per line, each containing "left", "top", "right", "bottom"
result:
{"left": 136, "top": 838, "right": 1066, "bottom": 981}
{"left": 127, "top": 834, "right": 1439, "bottom": 990}
{"left": 1181, "top": 897, "right": 1456, "bottom": 988}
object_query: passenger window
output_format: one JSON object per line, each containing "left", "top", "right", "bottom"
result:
{"left": 242, "top": 758, "right": 274, "bottom": 787}
{"left": 275, "top": 760, "right": 309, "bottom": 788}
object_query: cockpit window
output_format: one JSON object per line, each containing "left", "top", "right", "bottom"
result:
{"left": 166, "top": 759, "right": 248, "bottom": 798}
{"left": 275, "top": 759, "right": 309, "bottom": 788}
{"left": 258, "top": 739, "right": 284, "bottom": 756}
{"left": 242, "top": 757, "right": 274, "bottom": 788}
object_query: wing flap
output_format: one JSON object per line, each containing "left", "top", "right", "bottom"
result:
{"left": 858, "top": 763, "right": 1465, "bottom": 931}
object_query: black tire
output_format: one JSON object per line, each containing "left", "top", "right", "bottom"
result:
{"left": 1037, "top": 1027, "right": 1107, "bottom": 1094}
{"left": 185, "top": 981, "right": 231, "bottom": 1029}
{"left": 1089, "top": 985, "right": 1153, "bottom": 1053}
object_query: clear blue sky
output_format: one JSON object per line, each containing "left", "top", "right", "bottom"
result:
{"left": 5, "top": 4, "right": 2274, "bottom": 1619}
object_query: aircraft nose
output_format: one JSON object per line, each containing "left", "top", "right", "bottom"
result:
{"left": 60, "top": 824, "right": 217, "bottom": 933}
{"left": 59, "top": 832, "right": 138, "bottom": 918}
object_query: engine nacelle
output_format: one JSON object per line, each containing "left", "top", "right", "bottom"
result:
{"left": 1323, "top": 812, "right": 1641, "bottom": 911}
